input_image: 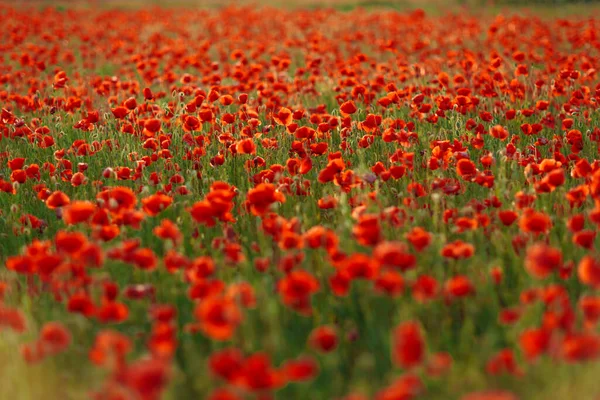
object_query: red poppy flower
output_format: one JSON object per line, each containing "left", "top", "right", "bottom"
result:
{"left": 578, "top": 256, "right": 600, "bottom": 288}
{"left": 278, "top": 269, "right": 319, "bottom": 315}
{"left": 63, "top": 201, "right": 96, "bottom": 224}
{"left": 524, "top": 243, "right": 562, "bottom": 279}
{"left": 246, "top": 183, "right": 285, "bottom": 216}
{"left": 46, "top": 190, "right": 70, "bottom": 209}
{"left": 40, "top": 322, "right": 71, "bottom": 356}
{"left": 392, "top": 321, "right": 425, "bottom": 369}
{"left": 309, "top": 326, "right": 338, "bottom": 353}
{"left": 142, "top": 193, "right": 173, "bottom": 216}
{"left": 194, "top": 295, "right": 242, "bottom": 341}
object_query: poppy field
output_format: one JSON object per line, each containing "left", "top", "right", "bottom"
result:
{"left": 2, "top": 2, "right": 600, "bottom": 399}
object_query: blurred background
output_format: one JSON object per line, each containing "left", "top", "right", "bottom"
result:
{"left": 6, "top": 0, "right": 600, "bottom": 13}
{"left": 7, "top": 0, "right": 600, "bottom": 4}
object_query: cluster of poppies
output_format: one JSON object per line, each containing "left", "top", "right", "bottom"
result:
{"left": 1, "top": 3, "right": 600, "bottom": 400}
